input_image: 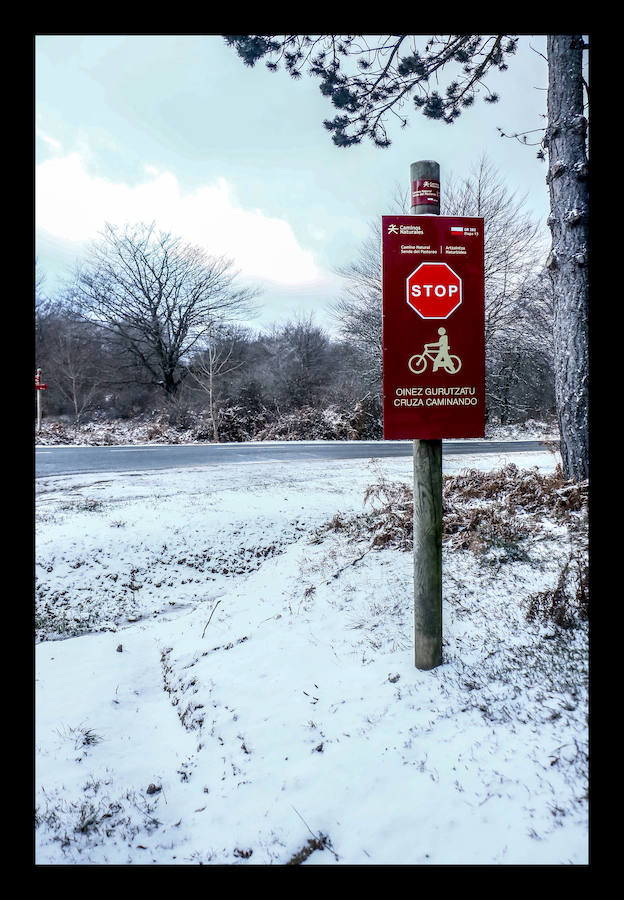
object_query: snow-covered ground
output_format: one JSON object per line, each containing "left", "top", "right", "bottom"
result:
{"left": 35, "top": 444, "right": 588, "bottom": 865}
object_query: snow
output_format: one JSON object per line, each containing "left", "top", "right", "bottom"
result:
{"left": 35, "top": 415, "right": 560, "bottom": 447}
{"left": 35, "top": 444, "right": 588, "bottom": 865}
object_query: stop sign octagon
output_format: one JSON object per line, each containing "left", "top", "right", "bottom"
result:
{"left": 406, "top": 261, "right": 462, "bottom": 319}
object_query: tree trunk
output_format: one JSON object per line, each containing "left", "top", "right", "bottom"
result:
{"left": 209, "top": 370, "right": 219, "bottom": 442}
{"left": 545, "top": 35, "right": 589, "bottom": 481}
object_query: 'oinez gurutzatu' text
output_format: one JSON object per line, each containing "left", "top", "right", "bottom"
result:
{"left": 393, "top": 386, "right": 478, "bottom": 407}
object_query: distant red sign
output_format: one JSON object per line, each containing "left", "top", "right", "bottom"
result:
{"left": 382, "top": 216, "right": 485, "bottom": 440}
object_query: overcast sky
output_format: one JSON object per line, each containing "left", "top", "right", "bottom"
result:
{"left": 35, "top": 34, "right": 551, "bottom": 334}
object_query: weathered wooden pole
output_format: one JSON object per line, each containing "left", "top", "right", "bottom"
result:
{"left": 410, "top": 160, "right": 443, "bottom": 670}
{"left": 36, "top": 368, "right": 43, "bottom": 433}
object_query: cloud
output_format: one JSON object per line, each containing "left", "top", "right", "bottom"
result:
{"left": 36, "top": 130, "right": 63, "bottom": 152}
{"left": 35, "top": 152, "right": 322, "bottom": 286}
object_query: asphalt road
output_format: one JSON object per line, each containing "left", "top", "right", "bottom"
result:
{"left": 34, "top": 440, "right": 552, "bottom": 478}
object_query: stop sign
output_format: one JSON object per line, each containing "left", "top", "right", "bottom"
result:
{"left": 406, "top": 262, "right": 462, "bottom": 319}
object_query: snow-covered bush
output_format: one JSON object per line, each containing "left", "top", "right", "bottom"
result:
{"left": 35, "top": 407, "right": 557, "bottom": 446}
{"left": 252, "top": 405, "right": 358, "bottom": 441}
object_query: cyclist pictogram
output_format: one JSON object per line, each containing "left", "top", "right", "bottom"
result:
{"left": 408, "top": 327, "right": 462, "bottom": 375}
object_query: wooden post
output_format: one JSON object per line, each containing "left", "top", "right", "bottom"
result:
{"left": 410, "top": 160, "right": 443, "bottom": 670}
{"left": 36, "top": 368, "right": 42, "bottom": 433}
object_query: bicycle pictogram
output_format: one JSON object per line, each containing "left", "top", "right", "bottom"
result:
{"left": 408, "top": 327, "right": 462, "bottom": 375}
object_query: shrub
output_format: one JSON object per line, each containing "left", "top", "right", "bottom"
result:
{"left": 526, "top": 552, "right": 589, "bottom": 628}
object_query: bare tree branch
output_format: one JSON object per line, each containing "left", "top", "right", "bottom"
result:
{"left": 71, "top": 222, "right": 260, "bottom": 398}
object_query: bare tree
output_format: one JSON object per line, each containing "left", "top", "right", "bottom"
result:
{"left": 72, "top": 222, "right": 260, "bottom": 399}
{"left": 331, "top": 228, "right": 383, "bottom": 395}
{"left": 443, "top": 156, "right": 547, "bottom": 345}
{"left": 36, "top": 293, "right": 108, "bottom": 423}
{"left": 49, "top": 318, "right": 103, "bottom": 425}
{"left": 187, "top": 325, "right": 247, "bottom": 441}
{"left": 486, "top": 269, "right": 556, "bottom": 423}
{"left": 267, "top": 314, "right": 333, "bottom": 411}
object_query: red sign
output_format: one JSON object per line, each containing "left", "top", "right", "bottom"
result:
{"left": 411, "top": 179, "right": 440, "bottom": 207}
{"left": 382, "top": 216, "right": 485, "bottom": 440}
{"left": 406, "top": 262, "right": 462, "bottom": 319}
{"left": 35, "top": 384, "right": 47, "bottom": 390}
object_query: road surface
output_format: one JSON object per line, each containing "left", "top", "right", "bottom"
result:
{"left": 34, "top": 440, "right": 554, "bottom": 478}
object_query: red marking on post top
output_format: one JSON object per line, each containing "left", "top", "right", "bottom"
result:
{"left": 411, "top": 179, "right": 440, "bottom": 206}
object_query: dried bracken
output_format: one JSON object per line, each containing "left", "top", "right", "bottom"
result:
{"left": 443, "top": 463, "right": 587, "bottom": 521}
{"left": 285, "top": 832, "right": 335, "bottom": 865}
{"left": 320, "top": 463, "right": 587, "bottom": 556}
{"left": 526, "top": 551, "right": 589, "bottom": 628}
{"left": 317, "top": 463, "right": 589, "bottom": 629}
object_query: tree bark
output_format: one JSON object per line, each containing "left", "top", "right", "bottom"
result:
{"left": 546, "top": 35, "right": 589, "bottom": 481}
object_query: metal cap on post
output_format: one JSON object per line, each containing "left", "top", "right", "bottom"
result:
{"left": 410, "top": 160, "right": 440, "bottom": 216}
